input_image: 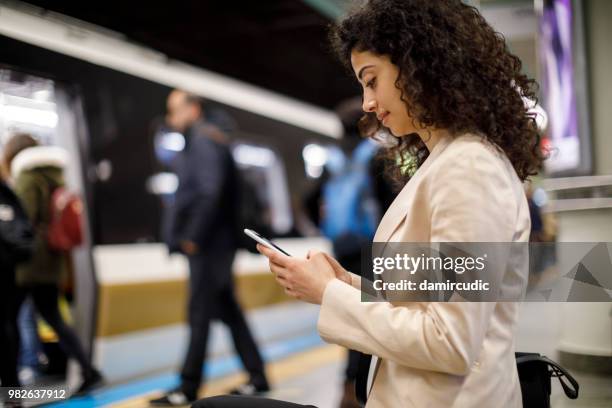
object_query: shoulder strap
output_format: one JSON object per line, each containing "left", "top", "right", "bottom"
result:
{"left": 32, "top": 171, "right": 60, "bottom": 227}
{"left": 355, "top": 353, "right": 372, "bottom": 405}
{"left": 36, "top": 170, "right": 61, "bottom": 191}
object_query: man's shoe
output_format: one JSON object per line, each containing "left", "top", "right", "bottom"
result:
{"left": 75, "top": 369, "right": 104, "bottom": 396}
{"left": 228, "top": 381, "right": 270, "bottom": 396}
{"left": 149, "top": 390, "right": 196, "bottom": 406}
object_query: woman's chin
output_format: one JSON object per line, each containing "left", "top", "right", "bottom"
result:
{"left": 388, "top": 126, "right": 401, "bottom": 137}
{"left": 387, "top": 122, "right": 414, "bottom": 137}
{"left": 389, "top": 128, "right": 410, "bottom": 138}
{"left": 392, "top": 131, "right": 421, "bottom": 141}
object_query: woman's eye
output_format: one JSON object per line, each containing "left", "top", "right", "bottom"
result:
{"left": 366, "top": 78, "right": 377, "bottom": 88}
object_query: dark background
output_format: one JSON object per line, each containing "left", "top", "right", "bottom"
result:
{"left": 0, "top": 33, "right": 338, "bottom": 244}
{"left": 19, "top": 0, "right": 359, "bottom": 108}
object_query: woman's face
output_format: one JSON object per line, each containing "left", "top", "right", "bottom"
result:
{"left": 351, "top": 49, "right": 419, "bottom": 137}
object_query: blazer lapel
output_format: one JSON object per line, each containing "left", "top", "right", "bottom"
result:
{"left": 366, "top": 135, "right": 455, "bottom": 398}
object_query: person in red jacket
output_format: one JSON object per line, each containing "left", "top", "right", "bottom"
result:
{"left": 2, "top": 133, "right": 103, "bottom": 396}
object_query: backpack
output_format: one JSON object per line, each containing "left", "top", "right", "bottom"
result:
{"left": 46, "top": 186, "right": 84, "bottom": 251}
{"left": 230, "top": 147, "right": 273, "bottom": 253}
{"left": 321, "top": 139, "right": 380, "bottom": 256}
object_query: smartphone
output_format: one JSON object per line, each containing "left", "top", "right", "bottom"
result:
{"left": 243, "top": 229, "right": 291, "bottom": 257}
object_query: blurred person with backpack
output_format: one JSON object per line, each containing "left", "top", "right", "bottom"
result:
{"left": 0, "top": 154, "right": 33, "bottom": 389}
{"left": 2, "top": 133, "right": 103, "bottom": 395}
{"left": 150, "top": 90, "right": 268, "bottom": 406}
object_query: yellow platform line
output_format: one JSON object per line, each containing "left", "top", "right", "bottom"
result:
{"left": 111, "top": 344, "right": 346, "bottom": 407}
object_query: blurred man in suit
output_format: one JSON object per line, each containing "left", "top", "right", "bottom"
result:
{"left": 150, "top": 90, "right": 269, "bottom": 406}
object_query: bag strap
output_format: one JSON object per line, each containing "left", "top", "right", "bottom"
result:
{"left": 27, "top": 171, "right": 55, "bottom": 230}
{"left": 355, "top": 353, "right": 372, "bottom": 405}
{"left": 37, "top": 171, "right": 61, "bottom": 194}
{"left": 516, "top": 354, "right": 579, "bottom": 399}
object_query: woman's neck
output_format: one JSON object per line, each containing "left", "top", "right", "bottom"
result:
{"left": 418, "top": 128, "right": 451, "bottom": 152}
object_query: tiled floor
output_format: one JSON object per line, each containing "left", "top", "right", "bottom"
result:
{"left": 21, "top": 302, "right": 611, "bottom": 407}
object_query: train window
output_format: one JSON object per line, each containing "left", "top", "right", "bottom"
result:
{"left": 231, "top": 143, "right": 292, "bottom": 235}
{"left": 0, "top": 69, "right": 58, "bottom": 146}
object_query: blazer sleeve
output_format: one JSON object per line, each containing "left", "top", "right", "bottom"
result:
{"left": 318, "top": 144, "right": 518, "bottom": 375}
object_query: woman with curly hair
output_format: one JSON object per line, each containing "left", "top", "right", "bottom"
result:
{"left": 194, "top": 0, "right": 543, "bottom": 407}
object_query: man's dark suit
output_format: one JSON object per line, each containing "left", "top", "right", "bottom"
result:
{"left": 165, "top": 121, "right": 266, "bottom": 398}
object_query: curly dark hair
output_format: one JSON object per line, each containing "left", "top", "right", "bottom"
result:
{"left": 330, "top": 0, "right": 546, "bottom": 185}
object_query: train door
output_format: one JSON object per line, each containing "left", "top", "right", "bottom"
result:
{"left": 0, "top": 67, "right": 97, "bottom": 387}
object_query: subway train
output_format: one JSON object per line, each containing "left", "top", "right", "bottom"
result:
{"left": 0, "top": 2, "right": 340, "bottom": 393}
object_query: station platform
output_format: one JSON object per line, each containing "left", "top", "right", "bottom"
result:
{"left": 41, "top": 303, "right": 612, "bottom": 408}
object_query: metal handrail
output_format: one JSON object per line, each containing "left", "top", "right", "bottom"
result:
{"left": 542, "top": 175, "right": 612, "bottom": 192}
{"left": 544, "top": 198, "right": 612, "bottom": 213}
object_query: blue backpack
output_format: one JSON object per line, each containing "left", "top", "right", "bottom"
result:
{"left": 321, "top": 139, "right": 380, "bottom": 244}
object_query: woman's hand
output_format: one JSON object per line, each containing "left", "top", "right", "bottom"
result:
{"left": 256, "top": 244, "right": 340, "bottom": 304}
{"left": 319, "top": 252, "right": 352, "bottom": 286}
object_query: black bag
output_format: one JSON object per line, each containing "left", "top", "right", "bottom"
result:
{"left": 0, "top": 183, "right": 34, "bottom": 265}
{"left": 355, "top": 353, "right": 371, "bottom": 406}
{"left": 233, "top": 172, "right": 272, "bottom": 253}
{"left": 515, "top": 352, "right": 579, "bottom": 408}
{"left": 229, "top": 146, "right": 274, "bottom": 254}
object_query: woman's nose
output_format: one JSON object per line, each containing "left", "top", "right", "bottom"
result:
{"left": 362, "top": 97, "right": 377, "bottom": 113}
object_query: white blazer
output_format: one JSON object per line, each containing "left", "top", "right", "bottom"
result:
{"left": 317, "top": 133, "right": 531, "bottom": 407}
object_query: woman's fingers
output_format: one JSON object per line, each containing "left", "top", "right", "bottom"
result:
{"left": 322, "top": 252, "right": 340, "bottom": 268}
{"left": 257, "top": 244, "right": 291, "bottom": 267}
{"left": 321, "top": 252, "right": 351, "bottom": 284}
{"left": 322, "top": 252, "right": 346, "bottom": 273}
{"left": 306, "top": 249, "right": 322, "bottom": 259}
{"left": 269, "top": 262, "right": 287, "bottom": 278}
{"left": 268, "top": 261, "right": 297, "bottom": 296}
{"left": 274, "top": 274, "right": 295, "bottom": 297}
{"left": 269, "top": 262, "right": 292, "bottom": 287}
{"left": 257, "top": 244, "right": 312, "bottom": 302}
{"left": 275, "top": 275, "right": 289, "bottom": 286}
